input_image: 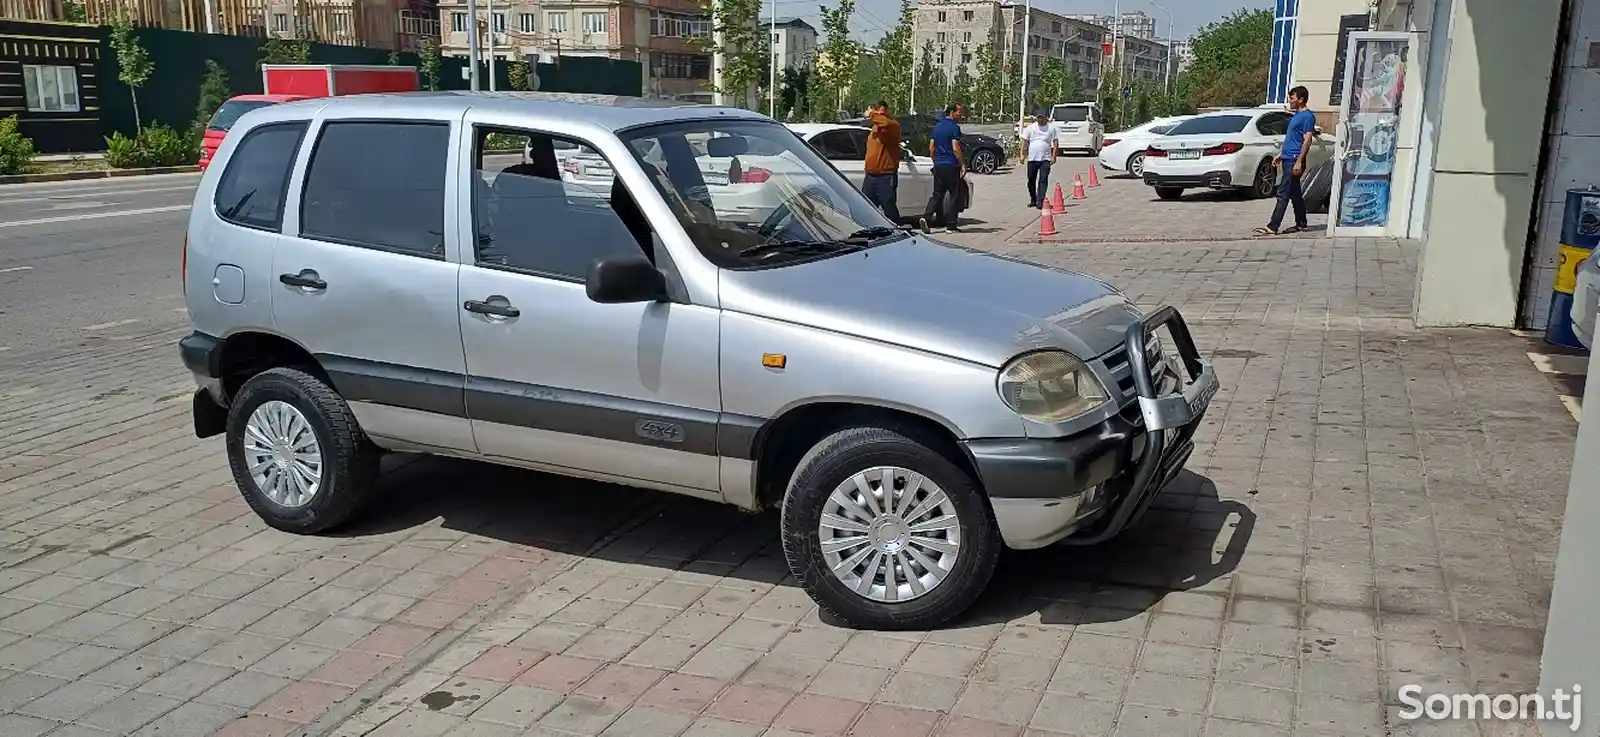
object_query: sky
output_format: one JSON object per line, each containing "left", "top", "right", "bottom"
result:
{"left": 771, "top": 0, "right": 1273, "bottom": 46}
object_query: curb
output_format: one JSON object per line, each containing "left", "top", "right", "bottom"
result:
{"left": 0, "top": 165, "right": 199, "bottom": 185}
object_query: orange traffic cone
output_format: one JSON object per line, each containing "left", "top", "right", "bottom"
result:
{"left": 1072, "top": 175, "right": 1087, "bottom": 200}
{"left": 1038, "top": 206, "right": 1058, "bottom": 236}
{"left": 1050, "top": 183, "right": 1066, "bottom": 213}
{"left": 1087, "top": 165, "right": 1101, "bottom": 187}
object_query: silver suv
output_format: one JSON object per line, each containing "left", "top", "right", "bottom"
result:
{"left": 180, "top": 92, "right": 1219, "bottom": 629}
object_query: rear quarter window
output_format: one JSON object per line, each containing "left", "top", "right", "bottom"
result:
{"left": 212, "top": 121, "right": 309, "bottom": 231}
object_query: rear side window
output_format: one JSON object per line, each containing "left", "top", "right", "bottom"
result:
{"left": 299, "top": 121, "right": 450, "bottom": 258}
{"left": 1167, "top": 115, "right": 1251, "bottom": 136}
{"left": 213, "top": 121, "right": 307, "bottom": 231}
{"left": 811, "top": 130, "right": 863, "bottom": 160}
{"left": 207, "top": 100, "right": 279, "bottom": 132}
{"left": 1256, "top": 113, "right": 1290, "bottom": 136}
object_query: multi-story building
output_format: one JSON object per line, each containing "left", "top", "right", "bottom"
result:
{"left": 910, "top": 0, "right": 1108, "bottom": 100}
{"left": 769, "top": 17, "right": 816, "bottom": 72}
{"left": 266, "top": 0, "right": 439, "bottom": 51}
{"left": 1106, "top": 34, "right": 1168, "bottom": 85}
{"left": 1063, "top": 10, "right": 1156, "bottom": 40}
{"left": 1170, "top": 37, "right": 1193, "bottom": 71}
{"left": 436, "top": 0, "right": 713, "bottom": 99}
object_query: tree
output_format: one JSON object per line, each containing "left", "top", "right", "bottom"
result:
{"left": 695, "top": 0, "right": 768, "bottom": 108}
{"left": 417, "top": 37, "right": 442, "bottom": 91}
{"left": 388, "top": 50, "right": 401, "bottom": 66}
{"left": 192, "top": 60, "right": 231, "bottom": 136}
{"left": 259, "top": 37, "right": 310, "bottom": 68}
{"left": 810, "top": 0, "right": 859, "bottom": 122}
{"left": 779, "top": 66, "right": 810, "bottom": 120}
{"left": 508, "top": 59, "right": 531, "bottom": 91}
{"left": 1178, "top": 8, "right": 1271, "bottom": 108}
{"left": 914, "top": 41, "right": 947, "bottom": 116}
{"left": 1031, "top": 58, "right": 1078, "bottom": 114}
{"left": 971, "top": 41, "right": 1002, "bottom": 121}
{"left": 109, "top": 13, "right": 153, "bottom": 132}
{"left": 869, "top": 0, "right": 915, "bottom": 114}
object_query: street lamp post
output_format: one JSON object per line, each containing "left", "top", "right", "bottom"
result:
{"left": 1148, "top": 1, "right": 1173, "bottom": 93}
{"left": 768, "top": 0, "right": 777, "bottom": 117}
{"left": 467, "top": 0, "right": 482, "bottom": 90}
{"left": 1017, "top": 0, "right": 1030, "bottom": 125}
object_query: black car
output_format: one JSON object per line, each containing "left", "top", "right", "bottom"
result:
{"left": 839, "top": 115, "right": 1008, "bottom": 175}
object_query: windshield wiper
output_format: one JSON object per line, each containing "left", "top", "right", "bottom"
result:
{"left": 738, "top": 239, "right": 866, "bottom": 259}
{"left": 845, "top": 226, "right": 910, "bottom": 242}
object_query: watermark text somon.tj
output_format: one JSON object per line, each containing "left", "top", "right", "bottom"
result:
{"left": 1398, "top": 685, "right": 1582, "bottom": 731}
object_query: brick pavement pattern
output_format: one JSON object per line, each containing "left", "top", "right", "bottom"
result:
{"left": 0, "top": 168, "right": 1572, "bottom": 737}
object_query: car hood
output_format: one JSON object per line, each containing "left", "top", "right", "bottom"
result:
{"left": 718, "top": 237, "right": 1142, "bottom": 367}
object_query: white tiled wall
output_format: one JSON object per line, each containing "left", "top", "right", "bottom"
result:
{"left": 1528, "top": 0, "right": 1600, "bottom": 328}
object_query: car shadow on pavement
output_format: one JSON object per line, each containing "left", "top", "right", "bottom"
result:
{"left": 335, "top": 456, "right": 1252, "bottom": 630}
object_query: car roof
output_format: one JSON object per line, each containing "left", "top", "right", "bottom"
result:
{"left": 228, "top": 94, "right": 309, "bottom": 103}
{"left": 785, "top": 123, "right": 858, "bottom": 136}
{"left": 245, "top": 91, "right": 774, "bottom": 133}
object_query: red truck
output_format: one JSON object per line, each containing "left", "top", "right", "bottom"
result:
{"left": 198, "top": 64, "right": 420, "bottom": 171}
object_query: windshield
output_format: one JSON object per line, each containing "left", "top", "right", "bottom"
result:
{"left": 619, "top": 119, "right": 898, "bottom": 269}
{"left": 1051, "top": 106, "right": 1092, "bottom": 123}
{"left": 1167, "top": 114, "right": 1251, "bottom": 136}
{"left": 207, "top": 100, "right": 279, "bottom": 132}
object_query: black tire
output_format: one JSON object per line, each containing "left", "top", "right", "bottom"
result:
{"left": 970, "top": 149, "right": 999, "bottom": 175}
{"left": 1126, "top": 153, "right": 1145, "bottom": 178}
{"left": 780, "top": 426, "right": 1001, "bottom": 630}
{"left": 1155, "top": 186, "right": 1184, "bottom": 201}
{"left": 225, "top": 367, "right": 379, "bottom": 534}
{"left": 1250, "top": 159, "right": 1275, "bottom": 199}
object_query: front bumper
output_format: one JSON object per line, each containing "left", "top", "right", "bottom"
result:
{"left": 963, "top": 307, "right": 1218, "bottom": 549}
{"left": 1144, "top": 170, "right": 1235, "bottom": 189}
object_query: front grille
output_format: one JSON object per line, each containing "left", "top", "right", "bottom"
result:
{"left": 1098, "top": 336, "right": 1165, "bottom": 404}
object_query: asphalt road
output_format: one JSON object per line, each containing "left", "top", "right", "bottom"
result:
{"left": 0, "top": 174, "right": 198, "bottom": 361}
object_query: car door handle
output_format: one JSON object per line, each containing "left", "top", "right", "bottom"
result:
{"left": 278, "top": 272, "right": 327, "bottom": 290}
{"left": 463, "top": 299, "right": 520, "bottom": 318}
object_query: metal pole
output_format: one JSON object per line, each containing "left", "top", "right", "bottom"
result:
{"left": 1018, "top": 0, "right": 1030, "bottom": 124}
{"left": 203, "top": 0, "right": 217, "bottom": 33}
{"left": 908, "top": 10, "right": 916, "bottom": 116}
{"left": 487, "top": 0, "right": 497, "bottom": 91}
{"left": 769, "top": 0, "right": 776, "bottom": 117}
{"left": 467, "top": 0, "right": 481, "bottom": 90}
{"left": 1149, "top": 1, "right": 1172, "bottom": 93}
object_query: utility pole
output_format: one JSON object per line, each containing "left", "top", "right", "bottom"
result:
{"left": 486, "top": 0, "right": 496, "bottom": 92}
{"left": 467, "top": 0, "right": 482, "bottom": 90}
{"left": 1149, "top": 1, "right": 1173, "bottom": 93}
{"left": 1017, "top": 0, "right": 1030, "bottom": 124}
{"left": 908, "top": 9, "right": 916, "bottom": 116}
{"left": 768, "top": 0, "right": 776, "bottom": 117}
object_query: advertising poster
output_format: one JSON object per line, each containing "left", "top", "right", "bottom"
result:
{"left": 1333, "top": 35, "right": 1408, "bottom": 232}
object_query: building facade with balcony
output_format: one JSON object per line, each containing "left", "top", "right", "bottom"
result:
{"left": 1063, "top": 10, "right": 1156, "bottom": 41}
{"left": 910, "top": 0, "right": 1108, "bottom": 102}
{"left": 770, "top": 17, "right": 815, "bottom": 72}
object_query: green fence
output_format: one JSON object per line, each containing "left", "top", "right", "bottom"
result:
{"left": 95, "top": 27, "right": 644, "bottom": 140}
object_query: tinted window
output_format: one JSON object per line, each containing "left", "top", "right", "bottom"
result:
{"left": 1167, "top": 115, "right": 1252, "bottom": 135}
{"left": 207, "top": 100, "right": 279, "bottom": 132}
{"left": 1052, "top": 106, "right": 1091, "bottom": 122}
{"left": 472, "top": 127, "right": 651, "bottom": 280}
{"left": 1256, "top": 113, "right": 1290, "bottom": 136}
{"left": 300, "top": 121, "right": 449, "bottom": 257}
{"left": 213, "top": 121, "right": 307, "bottom": 231}
{"left": 1149, "top": 124, "right": 1177, "bottom": 135}
{"left": 811, "top": 130, "right": 863, "bottom": 160}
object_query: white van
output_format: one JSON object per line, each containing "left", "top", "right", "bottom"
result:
{"left": 1050, "top": 102, "right": 1103, "bottom": 155}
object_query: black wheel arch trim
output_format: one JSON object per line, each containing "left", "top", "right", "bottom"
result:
{"left": 961, "top": 411, "right": 1138, "bottom": 500}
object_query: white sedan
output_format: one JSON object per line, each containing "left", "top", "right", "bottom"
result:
{"left": 1141, "top": 108, "right": 1332, "bottom": 200}
{"left": 1098, "top": 116, "right": 1191, "bottom": 177}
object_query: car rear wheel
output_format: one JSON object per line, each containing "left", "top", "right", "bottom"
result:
{"left": 1127, "top": 153, "right": 1145, "bottom": 178}
{"left": 780, "top": 425, "right": 1001, "bottom": 630}
{"left": 1250, "top": 159, "right": 1276, "bottom": 199}
{"left": 1156, "top": 186, "right": 1184, "bottom": 201}
{"left": 226, "top": 367, "right": 379, "bottom": 534}
{"left": 970, "top": 149, "right": 999, "bottom": 175}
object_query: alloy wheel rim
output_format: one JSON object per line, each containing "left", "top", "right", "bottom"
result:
{"left": 1130, "top": 155, "right": 1143, "bottom": 177}
{"left": 974, "top": 151, "right": 994, "bottom": 173}
{"left": 1257, "top": 165, "right": 1273, "bottom": 196}
{"left": 818, "top": 466, "right": 961, "bottom": 603}
{"left": 243, "top": 400, "right": 323, "bottom": 508}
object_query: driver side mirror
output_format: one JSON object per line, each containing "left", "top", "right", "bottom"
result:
{"left": 586, "top": 252, "right": 667, "bottom": 304}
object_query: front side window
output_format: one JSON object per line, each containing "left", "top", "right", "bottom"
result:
{"left": 472, "top": 127, "right": 649, "bottom": 279}
{"left": 22, "top": 65, "right": 79, "bottom": 112}
{"left": 299, "top": 121, "right": 449, "bottom": 258}
{"left": 620, "top": 120, "right": 897, "bottom": 270}
{"left": 809, "top": 130, "right": 862, "bottom": 160}
{"left": 214, "top": 122, "right": 308, "bottom": 231}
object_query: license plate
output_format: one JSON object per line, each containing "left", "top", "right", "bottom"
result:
{"left": 1171, "top": 150, "right": 1200, "bottom": 160}
{"left": 1187, "top": 376, "right": 1218, "bottom": 415}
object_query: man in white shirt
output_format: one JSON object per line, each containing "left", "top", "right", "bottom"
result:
{"left": 1019, "top": 110, "right": 1057, "bottom": 209}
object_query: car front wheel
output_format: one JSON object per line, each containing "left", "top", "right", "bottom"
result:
{"left": 1156, "top": 186, "right": 1184, "bottom": 201}
{"left": 226, "top": 367, "right": 379, "bottom": 534}
{"left": 780, "top": 426, "right": 1001, "bottom": 630}
{"left": 1127, "top": 153, "right": 1145, "bottom": 178}
{"left": 970, "top": 149, "right": 999, "bottom": 175}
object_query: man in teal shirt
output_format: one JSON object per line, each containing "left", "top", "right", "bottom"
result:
{"left": 1259, "top": 86, "right": 1317, "bottom": 235}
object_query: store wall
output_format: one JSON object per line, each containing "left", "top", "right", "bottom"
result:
{"left": 1414, "top": 0, "right": 1564, "bottom": 327}
{"left": 1288, "top": 0, "right": 1368, "bottom": 120}
{"left": 1525, "top": 0, "right": 1600, "bottom": 329}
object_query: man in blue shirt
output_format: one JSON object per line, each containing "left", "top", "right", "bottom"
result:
{"left": 1259, "top": 85, "right": 1318, "bottom": 235}
{"left": 925, "top": 103, "right": 966, "bottom": 233}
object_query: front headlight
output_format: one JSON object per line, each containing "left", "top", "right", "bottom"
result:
{"left": 997, "top": 350, "right": 1110, "bottom": 423}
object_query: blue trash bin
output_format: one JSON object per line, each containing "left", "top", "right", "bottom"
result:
{"left": 1545, "top": 187, "right": 1600, "bottom": 349}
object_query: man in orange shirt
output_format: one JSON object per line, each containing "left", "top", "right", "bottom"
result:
{"left": 861, "top": 100, "right": 903, "bottom": 222}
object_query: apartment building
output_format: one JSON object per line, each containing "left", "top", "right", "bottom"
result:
{"left": 1107, "top": 33, "right": 1168, "bottom": 85}
{"left": 436, "top": 0, "right": 711, "bottom": 98}
{"left": 770, "top": 17, "right": 816, "bottom": 72}
{"left": 1170, "top": 37, "right": 1192, "bottom": 71}
{"left": 265, "top": 0, "right": 438, "bottom": 50}
{"left": 1063, "top": 9, "right": 1155, "bottom": 40}
{"left": 911, "top": 0, "right": 1108, "bottom": 96}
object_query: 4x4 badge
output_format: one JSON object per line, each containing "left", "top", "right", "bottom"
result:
{"left": 634, "top": 419, "right": 684, "bottom": 444}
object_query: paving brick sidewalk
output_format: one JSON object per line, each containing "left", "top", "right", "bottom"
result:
{"left": 0, "top": 169, "right": 1575, "bottom": 737}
